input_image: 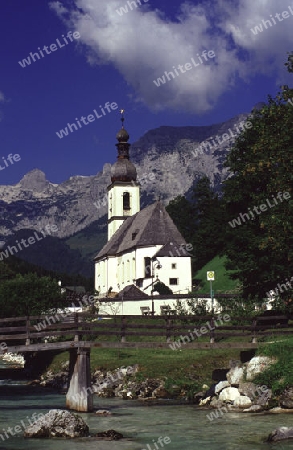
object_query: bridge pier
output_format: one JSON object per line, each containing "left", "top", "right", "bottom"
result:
{"left": 66, "top": 348, "right": 93, "bottom": 412}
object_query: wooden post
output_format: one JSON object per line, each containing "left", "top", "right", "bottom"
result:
{"left": 252, "top": 319, "right": 257, "bottom": 343}
{"left": 121, "top": 316, "right": 126, "bottom": 343}
{"left": 66, "top": 347, "right": 93, "bottom": 412}
{"left": 166, "top": 318, "right": 171, "bottom": 343}
{"left": 25, "top": 317, "right": 30, "bottom": 346}
{"left": 74, "top": 312, "right": 79, "bottom": 342}
{"left": 209, "top": 317, "right": 215, "bottom": 344}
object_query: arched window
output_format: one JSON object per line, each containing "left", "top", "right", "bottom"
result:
{"left": 123, "top": 192, "right": 130, "bottom": 210}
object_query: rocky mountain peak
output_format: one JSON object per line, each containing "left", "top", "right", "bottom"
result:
{"left": 0, "top": 112, "right": 250, "bottom": 240}
{"left": 18, "top": 169, "right": 50, "bottom": 192}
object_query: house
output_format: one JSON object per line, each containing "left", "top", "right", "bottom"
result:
{"left": 94, "top": 113, "right": 193, "bottom": 314}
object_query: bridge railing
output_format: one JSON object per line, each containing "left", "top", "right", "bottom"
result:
{"left": 0, "top": 312, "right": 292, "bottom": 349}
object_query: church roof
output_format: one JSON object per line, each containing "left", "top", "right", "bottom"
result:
{"left": 94, "top": 201, "right": 188, "bottom": 260}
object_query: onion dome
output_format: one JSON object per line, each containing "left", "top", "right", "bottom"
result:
{"left": 111, "top": 158, "right": 137, "bottom": 182}
{"left": 116, "top": 127, "right": 129, "bottom": 142}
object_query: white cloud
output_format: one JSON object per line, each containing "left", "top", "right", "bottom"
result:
{"left": 49, "top": 0, "right": 293, "bottom": 113}
{"left": 49, "top": 1, "right": 70, "bottom": 18}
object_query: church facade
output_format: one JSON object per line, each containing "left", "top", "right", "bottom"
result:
{"left": 94, "top": 115, "right": 193, "bottom": 313}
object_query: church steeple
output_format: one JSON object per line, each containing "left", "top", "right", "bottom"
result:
{"left": 116, "top": 109, "right": 130, "bottom": 151}
{"left": 107, "top": 110, "right": 140, "bottom": 240}
{"left": 111, "top": 110, "right": 137, "bottom": 183}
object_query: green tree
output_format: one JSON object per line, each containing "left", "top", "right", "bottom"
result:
{"left": 153, "top": 281, "right": 173, "bottom": 295}
{"left": 167, "top": 177, "right": 225, "bottom": 274}
{"left": 166, "top": 195, "right": 195, "bottom": 243}
{"left": 191, "top": 176, "right": 225, "bottom": 272}
{"left": 222, "top": 54, "right": 293, "bottom": 300}
{"left": 0, "top": 273, "right": 64, "bottom": 318}
{"left": 0, "top": 262, "right": 15, "bottom": 280}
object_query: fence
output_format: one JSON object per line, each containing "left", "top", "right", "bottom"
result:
{"left": 0, "top": 312, "right": 291, "bottom": 348}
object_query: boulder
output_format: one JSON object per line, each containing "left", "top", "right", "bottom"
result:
{"left": 96, "top": 387, "right": 115, "bottom": 397}
{"left": 23, "top": 409, "right": 89, "bottom": 438}
{"left": 245, "top": 356, "right": 275, "bottom": 381}
{"left": 210, "top": 397, "right": 225, "bottom": 409}
{"left": 238, "top": 382, "right": 258, "bottom": 399}
{"left": 243, "top": 405, "right": 263, "bottom": 413}
{"left": 267, "top": 427, "right": 293, "bottom": 442}
{"left": 233, "top": 396, "right": 252, "bottom": 409}
{"left": 152, "top": 385, "right": 170, "bottom": 399}
{"left": 268, "top": 407, "right": 293, "bottom": 414}
{"left": 203, "top": 383, "right": 216, "bottom": 399}
{"left": 219, "top": 387, "right": 241, "bottom": 402}
{"left": 194, "top": 392, "right": 204, "bottom": 404}
{"left": 226, "top": 367, "right": 244, "bottom": 385}
{"left": 199, "top": 396, "right": 211, "bottom": 406}
{"left": 95, "top": 429, "right": 123, "bottom": 440}
{"left": 95, "top": 410, "right": 112, "bottom": 416}
{"left": 215, "top": 381, "right": 230, "bottom": 394}
{"left": 280, "top": 388, "right": 293, "bottom": 409}
{"left": 255, "top": 387, "right": 271, "bottom": 407}
{"left": 229, "top": 359, "right": 242, "bottom": 369}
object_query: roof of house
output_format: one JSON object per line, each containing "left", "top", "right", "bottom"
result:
{"left": 115, "top": 284, "right": 149, "bottom": 299}
{"left": 94, "top": 201, "right": 188, "bottom": 260}
{"left": 154, "top": 242, "right": 192, "bottom": 257}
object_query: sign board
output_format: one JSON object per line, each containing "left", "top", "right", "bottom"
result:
{"left": 207, "top": 271, "right": 215, "bottom": 281}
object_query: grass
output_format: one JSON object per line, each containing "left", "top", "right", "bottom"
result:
{"left": 45, "top": 316, "right": 293, "bottom": 398}
{"left": 253, "top": 336, "right": 293, "bottom": 394}
{"left": 47, "top": 346, "right": 241, "bottom": 398}
{"left": 194, "top": 255, "right": 239, "bottom": 294}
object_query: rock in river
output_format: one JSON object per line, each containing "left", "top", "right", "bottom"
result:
{"left": 23, "top": 409, "right": 89, "bottom": 438}
{"left": 95, "top": 429, "right": 123, "bottom": 440}
{"left": 267, "top": 427, "right": 293, "bottom": 442}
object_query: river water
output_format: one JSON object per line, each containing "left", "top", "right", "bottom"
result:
{"left": 0, "top": 359, "right": 293, "bottom": 450}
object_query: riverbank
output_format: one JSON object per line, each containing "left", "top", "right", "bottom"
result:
{"left": 32, "top": 346, "right": 241, "bottom": 400}
{"left": 27, "top": 340, "right": 293, "bottom": 414}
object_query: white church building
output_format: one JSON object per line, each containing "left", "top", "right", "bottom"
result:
{"left": 94, "top": 114, "right": 193, "bottom": 314}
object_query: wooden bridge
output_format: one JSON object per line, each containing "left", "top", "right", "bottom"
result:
{"left": 0, "top": 311, "right": 291, "bottom": 412}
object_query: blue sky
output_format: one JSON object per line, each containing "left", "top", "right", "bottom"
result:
{"left": 0, "top": 0, "right": 292, "bottom": 185}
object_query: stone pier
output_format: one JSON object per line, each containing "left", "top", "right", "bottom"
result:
{"left": 66, "top": 348, "right": 93, "bottom": 412}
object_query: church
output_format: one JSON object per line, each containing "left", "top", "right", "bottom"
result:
{"left": 94, "top": 113, "right": 193, "bottom": 314}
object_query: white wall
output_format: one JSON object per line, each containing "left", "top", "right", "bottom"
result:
{"left": 140, "top": 255, "right": 192, "bottom": 295}
{"left": 98, "top": 297, "right": 182, "bottom": 315}
{"left": 108, "top": 183, "right": 140, "bottom": 240}
{"left": 98, "top": 296, "right": 221, "bottom": 315}
{"left": 95, "top": 256, "right": 118, "bottom": 294}
{"left": 95, "top": 250, "right": 193, "bottom": 297}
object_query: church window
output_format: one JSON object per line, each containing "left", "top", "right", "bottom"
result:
{"left": 171, "top": 263, "right": 177, "bottom": 269}
{"left": 169, "top": 278, "right": 178, "bottom": 285}
{"left": 123, "top": 192, "right": 130, "bottom": 210}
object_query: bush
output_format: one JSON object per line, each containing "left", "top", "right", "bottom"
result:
{"left": 217, "top": 295, "right": 263, "bottom": 325}
{"left": 253, "top": 337, "right": 293, "bottom": 394}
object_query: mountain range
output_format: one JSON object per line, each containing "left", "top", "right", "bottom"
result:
{"left": 0, "top": 112, "right": 248, "bottom": 277}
